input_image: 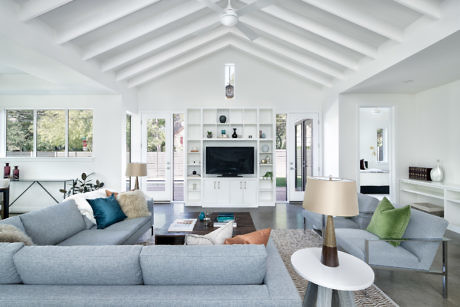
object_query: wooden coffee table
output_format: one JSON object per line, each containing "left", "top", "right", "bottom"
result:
{"left": 154, "top": 212, "right": 256, "bottom": 245}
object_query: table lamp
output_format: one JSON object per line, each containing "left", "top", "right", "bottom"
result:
{"left": 126, "top": 163, "right": 147, "bottom": 190}
{"left": 303, "top": 176, "right": 358, "bottom": 267}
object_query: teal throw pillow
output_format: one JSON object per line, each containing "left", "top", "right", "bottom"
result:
{"left": 366, "top": 197, "right": 411, "bottom": 247}
{"left": 87, "top": 195, "right": 127, "bottom": 229}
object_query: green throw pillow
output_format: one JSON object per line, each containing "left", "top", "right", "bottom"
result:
{"left": 366, "top": 197, "right": 411, "bottom": 247}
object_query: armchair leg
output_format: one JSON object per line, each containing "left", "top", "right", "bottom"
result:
{"left": 303, "top": 217, "right": 306, "bottom": 231}
{"left": 442, "top": 240, "right": 448, "bottom": 298}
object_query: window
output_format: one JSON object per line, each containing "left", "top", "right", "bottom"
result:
{"left": 224, "top": 63, "right": 235, "bottom": 99}
{"left": 276, "top": 114, "right": 287, "bottom": 201}
{"left": 69, "top": 110, "right": 93, "bottom": 157}
{"left": 173, "top": 113, "right": 184, "bottom": 201}
{"left": 377, "top": 128, "right": 385, "bottom": 162}
{"left": 5, "top": 109, "right": 93, "bottom": 158}
{"left": 37, "top": 110, "right": 65, "bottom": 157}
{"left": 6, "top": 110, "right": 34, "bottom": 157}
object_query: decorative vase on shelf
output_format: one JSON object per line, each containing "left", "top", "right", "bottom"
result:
{"left": 430, "top": 160, "right": 444, "bottom": 182}
{"left": 4, "top": 163, "right": 11, "bottom": 179}
{"left": 219, "top": 115, "right": 227, "bottom": 123}
{"left": 13, "top": 166, "right": 19, "bottom": 181}
{"left": 232, "top": 128, "right": 237, "bottom": 138}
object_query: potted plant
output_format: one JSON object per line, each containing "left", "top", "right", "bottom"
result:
{"left": 207, "top": 131, "right": 213, "bottom": 138}
{"left": 60, "top": 172, "right": 104, "bottom": 197}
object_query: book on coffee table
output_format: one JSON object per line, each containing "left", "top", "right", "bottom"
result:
{"left": 168, "top": 218, "right": 197, "bottom": 232}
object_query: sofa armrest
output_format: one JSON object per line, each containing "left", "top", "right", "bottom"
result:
{"left": 264, "top": 239, "right": 302, "bottom": 305}
{"left": 147, "top": 199, "right": 154, "bottom": 226}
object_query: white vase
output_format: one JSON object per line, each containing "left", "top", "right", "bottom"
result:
{"left": 430, "top": 160, "right": 444, "bottom": 182}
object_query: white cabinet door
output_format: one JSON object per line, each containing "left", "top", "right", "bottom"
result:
{"left": 216, "top": 180, "right": 230, "bottom": 204}
{"left": 229, "top": 181, "right": 244, "bottom": 204}
{"left": 203, "top": 180, "right": 218, "bottom": 204}
{"left": 243, "top": 180, "right": 257, "bottom": 205}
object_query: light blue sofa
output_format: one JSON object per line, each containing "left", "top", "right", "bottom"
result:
{"left": 0, "top": 239, "right": 301, "bottom": 306}
{"left": 0, "top": 198, "right": 154, "bottom": 245}
{"left": 303, "top": 193, "right": 379, "bottom": 231}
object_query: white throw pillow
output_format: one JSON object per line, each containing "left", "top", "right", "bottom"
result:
{"left": 66, "top": 189, "right": 108, "bottom": 225}
{"left": 185, "top": 221, "right": 233, "bottom": 245}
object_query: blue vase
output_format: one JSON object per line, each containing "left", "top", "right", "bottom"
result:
{"left": 199, "top": 212, "right": 205, "bottom": 221}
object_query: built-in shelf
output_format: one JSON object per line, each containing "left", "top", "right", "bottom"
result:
{"left": 400, "top": 178, "right": 460, "bottom": 234}
{"left": 259, "top": 164, "right": 273, "bottom": 166}
{"left": 187, "top": 177, "right": 201, "bottom": 180}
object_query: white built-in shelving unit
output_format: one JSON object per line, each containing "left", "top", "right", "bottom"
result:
{"left": 399, "top": 178, "right": 460, "bottom": 233}
{"left": 185, "top": 108, "right": 276, "bottom": 207}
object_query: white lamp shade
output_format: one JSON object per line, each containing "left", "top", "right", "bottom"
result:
{"left": 303, "top": 177, "right": 358, "bottom": 217}
{"left": 126, "top": 163, "right": 147, "bottom": 177}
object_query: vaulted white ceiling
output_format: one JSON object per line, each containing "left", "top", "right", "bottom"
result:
{"left": 4, "top": 0, "right": 451, "bottom": 89}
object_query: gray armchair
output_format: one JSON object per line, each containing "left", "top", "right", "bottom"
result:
{"left": 303, "top": 193, "right": 379, "bottom": 231}
{"left": 336, "top": 207, "right": 449, "bottom": 298}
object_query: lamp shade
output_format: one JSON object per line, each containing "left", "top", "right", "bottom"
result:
{"left": 303, "top": 177, "right": 358, "bottom": 217}
{"left": 125, "top": 163, "right": 147, "bottom": 177}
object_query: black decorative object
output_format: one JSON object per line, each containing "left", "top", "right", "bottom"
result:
{"left": 219, "top": 115, "right": 227, "bottom": 123}
{"left": 232, "top": 128, "right": 237, "bottom": 138}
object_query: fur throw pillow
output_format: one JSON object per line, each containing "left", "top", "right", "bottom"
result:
{"left": 0, "top": 224, "right": 34, "bottom": 245}
{"left": 117, "top": 190, "right": 150, "bottom": 219}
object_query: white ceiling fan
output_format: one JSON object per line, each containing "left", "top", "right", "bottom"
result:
{"left": 198, "top": 0, "right": 274, "bottom": 41}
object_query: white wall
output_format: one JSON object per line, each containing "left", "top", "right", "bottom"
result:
{"left": 322, "top": 98, "right": 339, "bottom": 177}
{"left": 399, "top": 79, "right": 460, "bottom": 184}
{"left": 137, "top": 48, "right": 324, "bottom": 113}
{"left": 359, "top": 108, "right": 391, "bottom": 171}
{"left": 0, "top": 95, "right": 124, "bottom": 212}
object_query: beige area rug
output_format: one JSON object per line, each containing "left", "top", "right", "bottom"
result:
{"left": 270, "top": 229, "right": 399, "bottom": 307}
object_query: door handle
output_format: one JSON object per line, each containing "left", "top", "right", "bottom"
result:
{"left": 240, "top": 181, "right": 242, "bottom": 189}
{"left": 217, "top": 181, "right": 220, "bottom": 189}
{"left": 214, "top": 181, "right": 216, "bottom": 189}
{"left": 244, "top": 182, "right": 247, "bottom": 189}
{"left": 290, "top": 167, "right": 295, "bottom": 170}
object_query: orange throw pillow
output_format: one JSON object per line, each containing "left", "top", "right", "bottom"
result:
{"left": 105, "top": 190, "right": 119, "bottom": 198}
{"left": 224, "top": 228, "right": 271, "bottom": 246}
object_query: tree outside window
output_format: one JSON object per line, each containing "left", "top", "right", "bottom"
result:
{"left": 6, "top": 110, "right": 34, "bottom": 157}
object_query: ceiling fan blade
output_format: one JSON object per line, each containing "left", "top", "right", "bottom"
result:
{"left": 196, "top": 0, "right": 223, "bottom": 13}
{"left": 237, "top": 0, "right": 275, "bottom": 16}
{"left": 235, "top": 23, "right": 258, "bottom": 41}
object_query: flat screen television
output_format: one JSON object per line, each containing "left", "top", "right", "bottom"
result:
{"left": 206, "top": 146, "right": 255, "bottom": 176}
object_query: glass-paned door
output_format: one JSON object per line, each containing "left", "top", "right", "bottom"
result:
{"left": 142, "top": 113, "right": 172, "bottom": 201}
{"left": 288, "top": 113, "right": 319, "bottom": 201}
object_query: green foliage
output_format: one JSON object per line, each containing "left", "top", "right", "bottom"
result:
{"left": 69, "top": 110, "right": 93, "bottom": 152}
{"left": 6, "top": 110, "right": 33, "bottom": 152}
{"left": 37, "top": 110, "right": 65, "bottom": 152}
{"left": 276, "top": 114, "right": 286, "bottom": 149}
{"left": 59, "top": 172, "right": 104, "bottom": 196}
{"left": 147, "top": 118, "right": 165, "bottom": 152}
{"left": 276, "top": 177, "right": 287, "bottom": 187}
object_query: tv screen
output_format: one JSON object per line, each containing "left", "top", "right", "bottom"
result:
{"left": 206, "top": 147, "right": 255, "bottom": 176}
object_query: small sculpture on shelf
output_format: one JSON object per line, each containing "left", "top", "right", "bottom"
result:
{"left": 207, "top": 131, "right": 213, "bottom": 138}
{"left": 12, "top": 166, "right": 19, "bottom": 181}
{"left": 265, "top": 156, "right": 271, "bottom": 164}
{"left": 219, "top": 115, "right": 227, "bottom": 123}
{"left": 430, "top": 160, "right": 444, "bottom": 182}
{"left": 4, "top": 163, "right": 10, "bottom": 179}
{"left": 232, "top": 128, "right": 238, "bottom": 138}
{"left": 221, "top": 129, "right": 226, "bottom": 138}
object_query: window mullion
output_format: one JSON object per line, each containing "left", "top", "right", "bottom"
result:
{"left": 65, "top": 110, "right": 69, "bottom": 157}
{"left": 33, "top": 110, "right": 37, "bottom": 158}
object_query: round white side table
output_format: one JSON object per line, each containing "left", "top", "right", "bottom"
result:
{"left": 291, "top": 247, "right": 374, "bottom": 307}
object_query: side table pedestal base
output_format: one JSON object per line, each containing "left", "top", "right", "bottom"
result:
{"left": 304, "top": 282, "right": 356, "bottom": 307}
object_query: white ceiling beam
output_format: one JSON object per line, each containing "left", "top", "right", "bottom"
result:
{"left": 101, "top": 15, "right": 219, "bottom": 72}
{"left": 20, "top": 0, "right": 73, "bottom": 21}
{"left": 252, "top": 36, "right": 345, "bottom": 79}
{"left": 57, "top": 0, "right": 160, "bottom": 44}
{"left": 298, "top": 0, "right": 403, "bottom": 42}
{"left": 230, "top": 37, "right": 332, "bottom": 87}
{"left": 392, "top": 0, "right": 441, "bottom": 19}
{"left": 128, "top": 40, "right": 230, "bottom": 88}
{"left": 82, "top": 0, "right": 218, "bottom": 60}
{"left": 257, "top": 5, "right": 377, "bottom": 58}
{"left": 117, "top": 27, "right": 231, "bottom": 81}
{"left": 239, "top": 15, "right": 359, "bottom": 70}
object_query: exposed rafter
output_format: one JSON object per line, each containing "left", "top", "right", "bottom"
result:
{"left": 20, "top": 0, "right": 73, "bottom": 22}
{"left": 117, "top": 27, "right": 231, "bottom": 81}
{"left": 57, "top": 0, "right": 160, "bottom": 44}
{"left": 128, "top": 36, "right": 333, "bottom": 88}
{"left": 82, "top": 0, "right": 218, "bottom": 60}
{"left": 392, "top": 0, "right": 441, "bottom": 19}
{"left": 128, "top": 40, "right": 230, "bottom": 88}
{"left": 258, "top": 6, "right": 377, "bottom": 58}
{"left": 239, "top": 15, "right": 359, "bottom": 70}
{"left": 298, "top": 0, "right": 403, "bottom": 42}
{"left": 101, "top": 15, "right": 220, "bottom": 72}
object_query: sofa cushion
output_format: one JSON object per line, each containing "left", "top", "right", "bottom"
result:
{"left": 225, "top": 228, "right": 271, "bottom": 246}
{"left": 336, "top": 228, "right": 420, "bottom": 270}
{"left": 67, "top": 189, "right": 108, "bottom": 225}
{"left": 103, "top": 216, "right": 150, "bottom": 233}
{"left": 140, "top": 245, "right": 267, "bottom": 285}
{"left": 0, "top": 243, "right": 23, "bottom": 284}
{"left": 88, "top": 195, "right": 127, "bottom": 229}
{"left": 0, "top": 216, "right": 26, "bottom": 233}
{"left": 57, "top": 230, "right": 131, "bottom": 246}
{"left": 185, "top": 221, "right": 233, "bottom": 245}
{"left": 14, "top": 245, "right": 143, "bottom": 285}
{"left": 116, "top": 190, "right": 150, "bottom": 219}
{"left": 357, "top": 193, "right": 379, "bottom": 213}
{"left": 367, "top": 197, "right": 411, "bottom": 246}
{"left": 19, "top": 200, "right": 86, "bottom": 245}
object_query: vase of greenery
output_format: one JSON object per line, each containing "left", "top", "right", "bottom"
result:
{"left": 60, "top": 172, "right": 104, "bottom": 197}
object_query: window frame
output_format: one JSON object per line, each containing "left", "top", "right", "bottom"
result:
{"left": 3, "top": 108, "right": 94, "bottom": 159}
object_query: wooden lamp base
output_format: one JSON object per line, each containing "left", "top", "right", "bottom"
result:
{"left": 321, "top": 215, "right": 339, "bottom": 267}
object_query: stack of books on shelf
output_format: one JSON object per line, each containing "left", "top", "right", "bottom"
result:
{"left": 213, "top": 213, "right": 237, "bottom": 228}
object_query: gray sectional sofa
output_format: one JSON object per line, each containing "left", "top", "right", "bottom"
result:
{"left": 0, "top": 239, "right": 301, "bottom": 306}
{"left": 0, "top": 198, "right": 154, "bottom": 245}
